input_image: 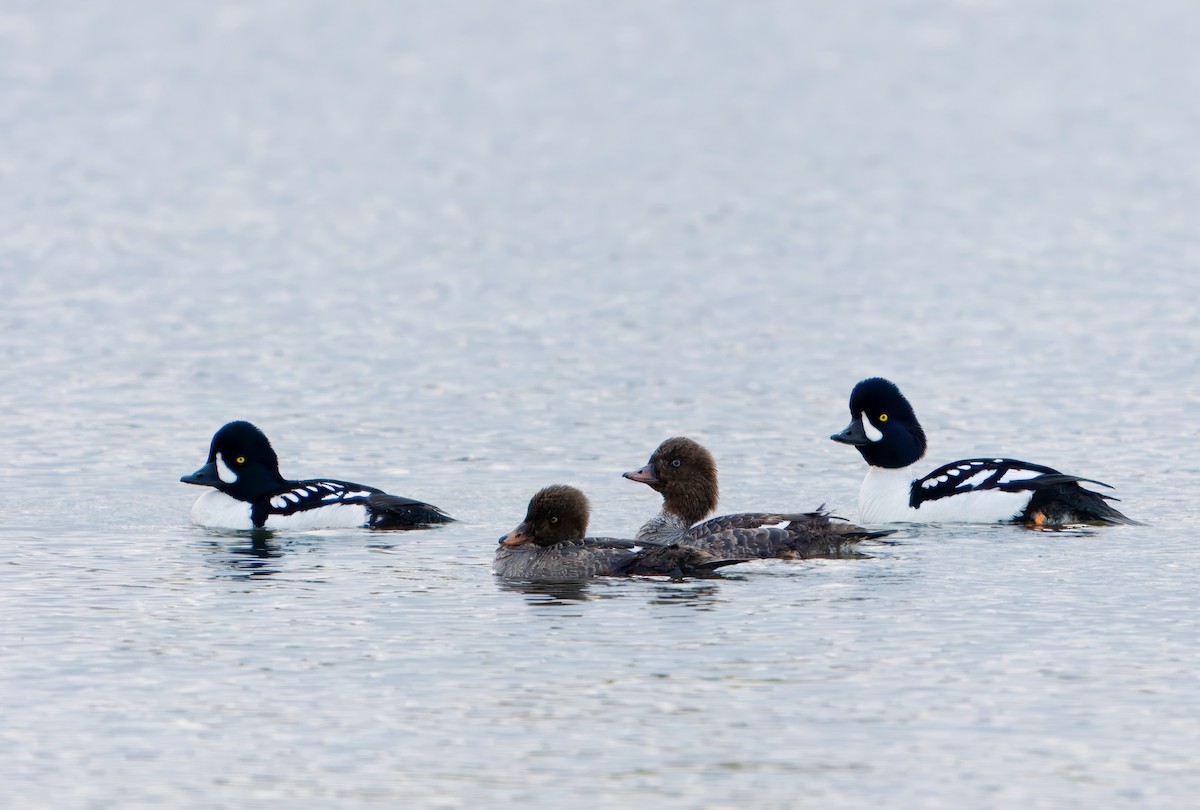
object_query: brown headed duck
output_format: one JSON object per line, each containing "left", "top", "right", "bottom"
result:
{"left": 624, "top": 437, "right": 891, "bottom": 559}
{"left": 495, "top": 485, "right": 743, "bottom": 582}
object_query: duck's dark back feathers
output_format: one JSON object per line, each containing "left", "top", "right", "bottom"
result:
{"left": 366, "top": 493, "right": 456, "bottom": 528}
{"left": 1019, "top": 478, "right": 1141, "bottom": 527}
{"left": 494, "top": 535, "right": 742, "bottom": 581}
{"left": 621, "top": 545, "right": 745, "bottom": 579}
{"left": 678, "top": 510, "right": 892, "bottom": 560}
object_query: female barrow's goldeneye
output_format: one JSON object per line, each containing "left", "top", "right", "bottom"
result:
{"left": 830, "top": 377, "right": 1137, "bottom": 527}
{"left": 180, "top": 421, "right": 453, "bottom": 530}
{"left": 623, "top": 437, "right": 890, "bottom": 559}
{"left": 494, "top": 485, "right": 742, "bottom": 581}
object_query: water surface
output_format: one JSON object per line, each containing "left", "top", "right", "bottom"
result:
{"left": 2, "top": 1, "right": 1198, "bottom": 807}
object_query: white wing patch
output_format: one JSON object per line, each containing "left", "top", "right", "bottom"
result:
{"left": 271, "top": 486, "right": 331, "bottom": 509}
{"left": 996, "top": 468, "right": 1039, "bottom": 485}
{"left": 267, "top": 482, "right": 375, "bottom": 515}
{"left": 954, "top": 469, "right": 996, "bottom": 488}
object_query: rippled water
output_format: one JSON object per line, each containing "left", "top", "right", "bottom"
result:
{"left": 2, "top": 1, "right": 1199, "bottom": 806}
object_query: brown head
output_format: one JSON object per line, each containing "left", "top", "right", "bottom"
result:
{"left": 498, "top": 485, "right": 590, "bottom": 547}
{"left": 622, "top": 437, "right": 719, "bottom": 525}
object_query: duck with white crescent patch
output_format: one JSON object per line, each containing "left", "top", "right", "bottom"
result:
{"left": 181, "top": 421, "right": 453, "bottom": 530}
{"left": 830, "top": 378, "right": 1138, "bottom": 527}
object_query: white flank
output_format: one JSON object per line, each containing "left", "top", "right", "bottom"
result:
{"left": 263, "top": 503, "right": 369, "bottom": 530}
{"left": 861, "top": 413, "right": 883, "bottom": 442}
{"left": 858, "top": 464, "right": 1032, "bottom": 524}
{"left": 215, "top": 453, "right": 238, "bottom": 484}
{"left": 191, "top": 490, "right": 370, "bottom": 530}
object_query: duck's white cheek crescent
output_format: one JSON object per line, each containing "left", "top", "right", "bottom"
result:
{"left": 216, "top": 453, "right": 239, "bottom": 484}
{"left": 861, "top": 414, "right": 883, "bottom": 442}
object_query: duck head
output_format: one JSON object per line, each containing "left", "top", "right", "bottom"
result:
{"left": 499, "top": 485, "right": 590, "bottom": 547}
{"left": 623, "top": 437, "right": 719, "bottom": 525}
{"left": 181, "top": 421, "right": 287, "bottom": 502}
{"left": 830, "top": 378, "right": 927, "bottom": 469}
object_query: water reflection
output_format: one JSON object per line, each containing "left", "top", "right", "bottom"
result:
{"left": 496, "top": 576, "right": 736, "bottom": 609}
{"left": 648, "top": 582, "right": 725, "bottom": 609}
{"left": 496, "top": 578, "right": 592, "bottom": 604}
{"left": 199, "top": 529, "right": 285, "bottom": 579}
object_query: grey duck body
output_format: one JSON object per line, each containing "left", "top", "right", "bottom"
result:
{"left": 635, "top": 509, "right": 883, "bottom": 560}
{"left": 493, "top": 535, "right": 738, "bottom": 581}
{"left": 626, "top": 437, "right": 891, "bottom": 560}
{"left": 495, "top": 485, "right": 741, "bottom": 582}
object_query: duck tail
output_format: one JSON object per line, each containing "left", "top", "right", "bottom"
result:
{"left": 1020, "top": 478, "right": 1142, "bottom": 527}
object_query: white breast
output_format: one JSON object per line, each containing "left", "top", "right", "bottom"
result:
{"left": 190, "top": 490, "right": 255, "bottom": 530}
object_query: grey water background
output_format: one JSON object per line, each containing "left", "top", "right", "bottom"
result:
{"left": 2, "top": 1, "right": 1198, "bottom": 806}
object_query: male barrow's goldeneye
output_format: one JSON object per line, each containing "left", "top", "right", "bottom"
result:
{"left": 494, "top": 485, "right": 742, "bottom": 581}
{"left": 830, "top": 378, "right": 1137, "bottom": 527}
{"left": 181, "top": 421, "right": 453, "bottom": 530}
{"left": 623, "top": 437, "right": 890, "bottom": 559}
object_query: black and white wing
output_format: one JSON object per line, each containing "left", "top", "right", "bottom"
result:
{"left": 262, "top": 479, "right": 452, "bottom": 528}
{"left": 265, "top": 479, "right": 381, "bottom": 514}
{"left": 910, "top": 458, "right": 1111, "bottom": 507}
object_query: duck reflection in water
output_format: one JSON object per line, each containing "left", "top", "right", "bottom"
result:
{"left": 199, "top": 529, "right": 286, "bottom": 579}
{"left": 648, "top": 582, "right": 725, "bottom": 609}
{"left": 496, "top": 578, "right": 592, "bottom": 604}
{"left": 497, "top": 576, "right": 731, "bottom": 610}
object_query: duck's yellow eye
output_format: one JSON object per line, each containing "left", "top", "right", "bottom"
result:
{"left": 878, "top": 414, "right": 888, "bottom": 422}
{"left": 550, "top": 516, "right": 558, "bottom": 524}
{"left": 236, "top": 456, "right": 245, "bottom": 464}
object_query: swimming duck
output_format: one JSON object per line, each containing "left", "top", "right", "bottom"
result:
{"left": 181, "top": 421, "right": 453, "bottom": 530}
{"left": 623, "top": 437, "right": 888, "bottom": 558}
{"left": 494, "top": 485, "right": 742, "bottom": 581}
{"left": 830, "top": 377, "right": 1137, "bottom": 527}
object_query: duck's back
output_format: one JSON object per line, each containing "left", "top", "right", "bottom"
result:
{"left": 493, "top": 537, "right": 645, "bottom": 581}
{"left": 494, "top": 536, "right": 740, "bottom": 580}
{"left": 679, "top": 511, "right": 886, "bottom": 560}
